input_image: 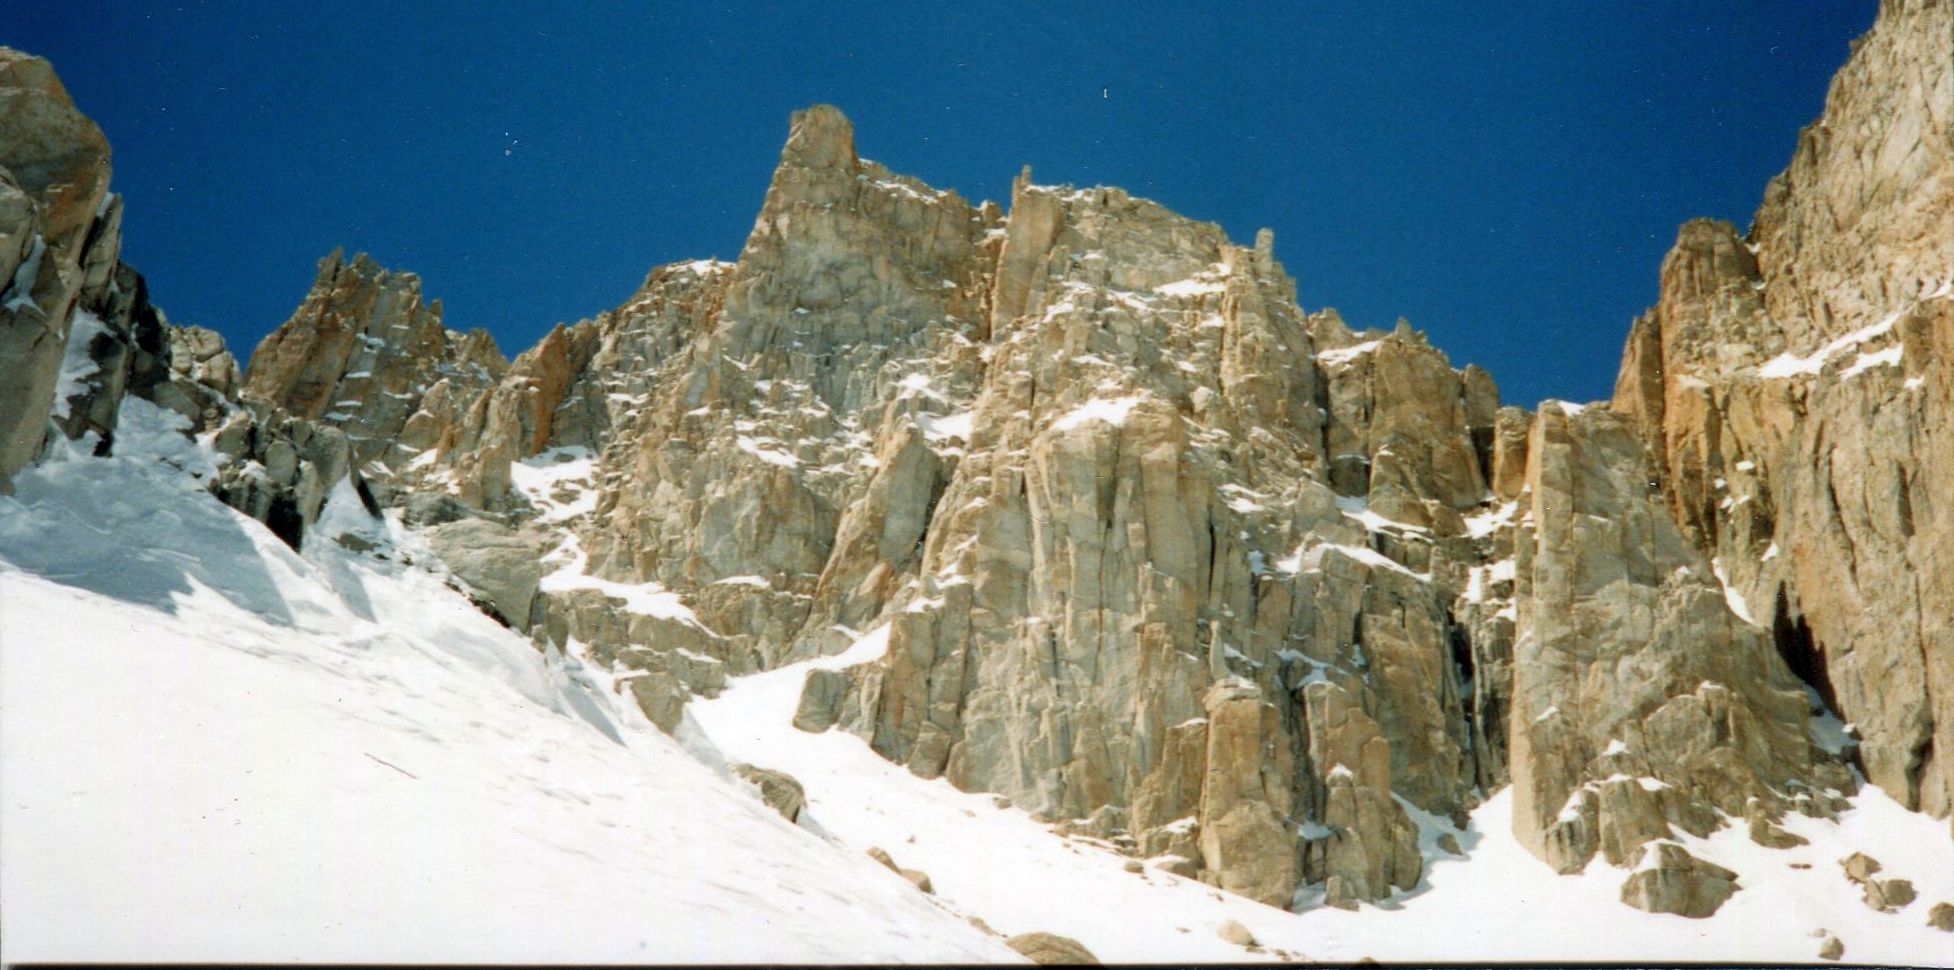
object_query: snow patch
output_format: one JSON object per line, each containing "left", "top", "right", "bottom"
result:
{"left": 737, "top": 436, "right": 801, "bottom": 468}
{"left": 1316, "top": 340, "right": 1381, "bottom": 366}
{"left": 506, "top": 447, "right": 597, "bottom": 523}
{"left": 1052, "top": 395, "right": 1143, "bottom": 432}
{"left": 918, "top": 410, "right": 973, "bottom": 442}
{"left": 1838, "top": 345, "right": 1903, "bottom": 380}
{"left": 1758, "top": 310, "right": 1904, "bottom": 379}
{"left": 49, "top": 310, "right": 109, "bottom": 421}
{"left": 1153, "top": 271, "right": 1227, "bottom": 298}
{"left": 2, "top": 233, "right": 46, "bottom": 312}
{"left": 540, "top": 536, "right": 712, "bottom": 631}
{"left": 1710, "top": 557, "right": 1758, "bottom": 626}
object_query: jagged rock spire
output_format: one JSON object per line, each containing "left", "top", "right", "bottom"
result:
{"left": 780, "top": 103, "right": 858, "bottom": 171}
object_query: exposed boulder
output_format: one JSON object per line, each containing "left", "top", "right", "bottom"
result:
{"left": 1838, "top": 851, "right": 1918, "bottom": 913}
{"left": 1618, "top": 842, "right": 1739, "bottom": 919}
{"left": 1816, "top": 931, "right": 1844, "bottom": 962}
{"left": 1151, "top": 855, "right": 1198, "bottom": 879}
{"left": 1744, "top": 797, "right": 1808, "bottom": 849}
{"left": 1878, "top": 879, "right": 1919, "bottom": 911}
{"left": 1004, "top": 932, "right": 1099, "bottom": 966}
{"left": 792, "top": 667, "right": 850, "bottom": 733}
{"left": 731, "top": 763, "right": 806, "bottom": 823}
{"left": 425, "top": 518, "right": 551, "bottom": 628}
{"left": 622, "top": 670, "right": 686, "bottom": 735}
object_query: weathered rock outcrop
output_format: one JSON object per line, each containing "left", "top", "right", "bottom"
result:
{"left": 580, "top": 104, "right": 1000, "bottom": 668}
{"left": 732, "top": 763, "right": 807, "bottom": 823}
{"left": 0, "top": 48, "right": 115, "bottom": 487}
{"left": 527, "top": 98, "right": 1870, "bottom": 911}
{"left": 205, "top": 401, "right": 368, "bottom": 549}
{"left": 0, "top": 48, "right": 381, "bottom": 551}
{"left": 442, "top": 259, "right": 732, "bottom": 511}
{"left": 4, "top": 0, "right": 1942, "bottom": 927}
{"left": 1004, "top": 932, "right": 1100, "bottom": 966}
{"left": 242, "top": 250, "right": 506, "bottom": 472}
{"left": 1610, "top": 0, "right": 1954, "bottom": 825}
{"left": 1507, "top": 403, "right": 1850, "bottom": 876}
{"left": 1619, "top": 842, "right": 1739, "bottom": 918}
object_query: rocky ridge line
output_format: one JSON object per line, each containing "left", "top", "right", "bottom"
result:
{"left": 0, "top": 1, "right": 1939, "bottom": 925}
{"left": 1611, "top": 0, "right": 1953, "bottom": 827}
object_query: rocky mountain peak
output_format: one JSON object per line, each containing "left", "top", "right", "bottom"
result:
{"left": 1749, "top": 0, "right": 1949, "bottom": 351}
{"left": 780, "top": 103, "right": 858, "bottom": 172}
{"left": 0, "top": 2, "right": 1947, "bottom": 943}
{"left": 241, "top": 248, "right": 506, "bottom": 472}
{"left": 0, "top": 48, "right": 110, "bottom": 254}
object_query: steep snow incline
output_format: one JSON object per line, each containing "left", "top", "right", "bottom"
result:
{"left": 694, "top": 635, "right": 1954, "bottom": 965}
{"left": 0, "top": 406, "right": 1018, "bottom": 964}
{"left": 4, "top": 402, "right": 1951, "bottom": 965}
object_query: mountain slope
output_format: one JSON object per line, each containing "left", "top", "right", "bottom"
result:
{"left": 6, "top": 377, "right": 1949, "bottom": 966}
{"left": 1, "top": 0, "right": 1953, "bottom": 962}
{"left": 692, "top": 622, "right": 1954, "bottom": 964}
{"left": 0, "top": 408, "right": 1018, "bottom": 964}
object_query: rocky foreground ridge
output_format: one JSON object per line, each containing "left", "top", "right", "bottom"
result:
{"left": 1, "top": 0, "right": 1948, "bottom": 922}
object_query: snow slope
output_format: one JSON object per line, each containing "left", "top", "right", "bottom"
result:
{"left": 4, "top": 402, "right": 1951, "bottom": 964}
{"left": 694, "top": 630, "right": 1954, "bottom": 965}
{"left": 0, "top": 405, "right": 1018, "bottom": 964}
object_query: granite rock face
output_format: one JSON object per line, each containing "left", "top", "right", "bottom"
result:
{"left": 0, "top": 48, "right": 115, "bottom": 487}
{"left": 0, "top": 47, "right": 372, "bottom": 549}
{"left": 242, "top": 249, "right": 506, "bottom": 472}
{"left": 1, "top": 0, "right": 1944, "bottom": 925}
{"left": 1507, "top": 404, "right": 1850, "bottom": 876}
{"left": 1611, "top": 0, "right": 1954, "bottom": 826}
{"left": 162, "top": 96, "right": 1881, "bottom": 912}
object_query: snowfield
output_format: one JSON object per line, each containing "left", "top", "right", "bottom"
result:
{"left": 0, "top": 409, "right": 1016, "bottom": 965}
{"left": 2, "top": 404, "right": 1952, "bottom": 964}
{"left": 694, "top": 631, "right": 1954, "bottom": 965}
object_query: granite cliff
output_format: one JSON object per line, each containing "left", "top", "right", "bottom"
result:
{"left": 0, "top": 0, "right": 1946, "bottom": 927}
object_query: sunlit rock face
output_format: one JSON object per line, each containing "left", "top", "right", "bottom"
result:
{"left": 1610, "top": 0, "right": 1954, "bottom": 826}
{"left": 0, "top": 0, "right": 1940, "bottom": 918}
{"left": 0, "top": 47, "right": 116, "bottom": 486}
{"left": 241, "top": 249, "right": 507, "bottom": 472}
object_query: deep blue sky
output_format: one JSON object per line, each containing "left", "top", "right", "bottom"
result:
{"left": 12, "top": 1, "right": 1874, "bottom": 407}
